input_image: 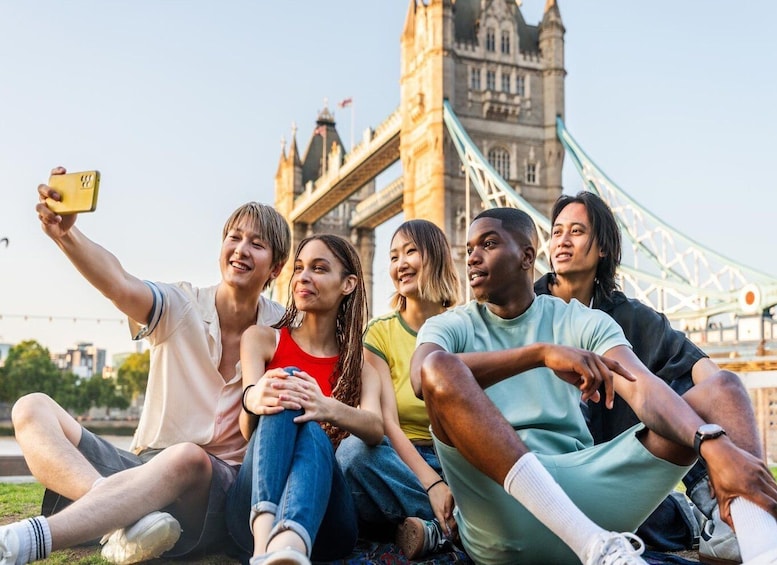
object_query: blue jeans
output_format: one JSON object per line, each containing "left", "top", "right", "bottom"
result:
{"left": 336, "top": 435, "right": 440, "bottom": 526}
{"left": 226, "top": 410, "right": 357, "bottom": 562}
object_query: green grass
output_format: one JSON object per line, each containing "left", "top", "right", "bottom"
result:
{"left": 0, "top": 483, "right": 235, "bottom": 564}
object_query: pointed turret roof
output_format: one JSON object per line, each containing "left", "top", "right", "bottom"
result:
{"left": 402, "top": 0, "right": 416, "bottom": 40}
{"left": 541, "top": 0, "right": 563, "bottom": 27}
{"left": 301, "top": 103, "right": 344, "bottom": 185}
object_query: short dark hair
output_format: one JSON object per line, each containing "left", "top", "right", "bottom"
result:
{"left": 474, "top": 207, "right": 537, "bottom": 248}
{"left": 550, "top": 192, "right": 622, "bottom": 300}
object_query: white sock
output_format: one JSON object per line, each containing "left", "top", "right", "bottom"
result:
{"left": 504, "top": 453, "right": 603, "bottom": 560}
{"left": 730, "top": 497, "right": 777, "bottom": 561}
{"left": 6, "top": 516, "right": 52, "bottom": 564}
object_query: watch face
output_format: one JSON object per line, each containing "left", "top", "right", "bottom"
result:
{"left": 698, "top": 424, "right": 724, "bottom": 436}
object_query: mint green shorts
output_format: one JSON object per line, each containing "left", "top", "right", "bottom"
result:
{"left": 434, "top": 424, "right": 691, "bottom": 565}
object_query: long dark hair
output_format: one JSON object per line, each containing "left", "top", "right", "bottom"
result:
{"left": 550, "top": 192, "right": 622, "bottom": 304}
{"left": 274, "top": 234, "right": 367, "bottom": 446}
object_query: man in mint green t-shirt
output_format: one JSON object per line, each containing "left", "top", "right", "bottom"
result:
{"left": 411, "top": 207, "right": 777, "bottom": 565}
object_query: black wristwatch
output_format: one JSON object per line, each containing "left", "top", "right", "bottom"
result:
{"left": 694, "top": 423, "right": 726, "bottom": 462}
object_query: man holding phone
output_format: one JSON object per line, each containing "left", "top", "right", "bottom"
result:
{"left": 0, "top": 167, "right": 291, "bottom": 564}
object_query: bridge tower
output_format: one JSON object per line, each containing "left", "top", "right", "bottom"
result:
{"left": 400, "top": 0, "right": 565, "bottom": 263}
{"left": 273, "top": 106, "right": 377, "bottom": 307}
{"left": 273, "top": 0, "right": 564, "bottom": 306}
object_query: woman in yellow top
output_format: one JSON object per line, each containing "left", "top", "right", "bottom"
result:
{"left": 336, "top": 219, "right": 461, "bottom": 560}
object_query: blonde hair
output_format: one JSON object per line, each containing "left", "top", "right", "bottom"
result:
{"left": 274, "top": 234, "right": 367, "bottom": 447}
{"left": 222, "top": 203, "right": 291, "bottom": 288}
{"left": 389, "top": 219, "right": 461, "bottom": 311}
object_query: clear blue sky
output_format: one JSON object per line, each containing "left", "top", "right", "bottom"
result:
{"left": 2, "top": 1, "right": 776, "bottom": 361}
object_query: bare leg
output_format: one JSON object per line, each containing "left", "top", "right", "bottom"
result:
{"left": 252, "top": 513, "right": 274, "bottom": 555}
{"left": 12, "top": 393, "right": 99, "bottom": 500}
{"left": 420, "top": 351, "right": 632, "bottom": 562}
{"left": 46, "top": 442, "right": 212, "bottom": 550}
{"left": 421, "top": 351, "right": 529, "bottom": 483}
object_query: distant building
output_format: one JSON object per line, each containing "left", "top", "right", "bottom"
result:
{"left": 51, "top": 341, "right": 106, "bottom": 378}
{"left": 0, "top": 342, "right": 10, "bottom": 367}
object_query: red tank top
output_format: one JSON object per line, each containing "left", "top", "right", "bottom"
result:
{"left": 267, "top": 327, "right": 338, "bottom": 397}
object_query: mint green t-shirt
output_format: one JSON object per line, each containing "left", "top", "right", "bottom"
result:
{"left": 417, "top": 295, "right": 630, "bottom": 455}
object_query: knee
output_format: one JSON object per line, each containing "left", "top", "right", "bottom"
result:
{"left": 421, "top": 350, "right": 467, "bottom": 406}
{"left": 11, "top": 392, "right": 56, "bottom": 429}
{"left": 697, "top": 370, "right": 749, "bottom": 402}
{"left": 336, "top": 435, "right": 385, "bottom": 476}
{"left": 161, "top": 442, "right": 212, "bottom": 485}
{"left": 335, "top": 434, "right": 364, "bottom": 469}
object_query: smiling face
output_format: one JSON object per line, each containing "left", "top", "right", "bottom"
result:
{"left": 219, "top": 218, "right": 280, "bottom": 293}
{"left": 292, "top": 238, "right": 356, "bottom": 314}
{"left": 389, "top": 230, "right": 423, "bottom": 300}
{"left": 550, "top": 202, "right": 603, "bottom": 280}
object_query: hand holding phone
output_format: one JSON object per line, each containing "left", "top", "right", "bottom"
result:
{"left": 46, "top": 170, "right": 100, "bottom": 215}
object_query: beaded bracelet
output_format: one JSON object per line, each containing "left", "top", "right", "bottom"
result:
{"left": 425, "top": 478, "right": 447, "bottom": 493}
{"left": 242, "top": 384, "right": 257, "bottom": 415}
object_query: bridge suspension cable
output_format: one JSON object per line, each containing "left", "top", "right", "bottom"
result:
{"left": 442, "top": 99, "right": 777, "bottom": 322}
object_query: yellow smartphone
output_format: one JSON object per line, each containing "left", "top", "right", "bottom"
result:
{"left": 46, "top": 170, "right": 100, "bottom": 215}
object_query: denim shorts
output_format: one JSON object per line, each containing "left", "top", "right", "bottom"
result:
{"left": 42, "top": 427, "right": 239, "bottom": 558}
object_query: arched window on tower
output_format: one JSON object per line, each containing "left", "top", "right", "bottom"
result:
{"left": 486, "top": 70, "right": 496, "bottom": 91}
{"left": 516, "top": 75, "right": 526, "bottom": 97}
{"left": 501, "top": 30, "right": 510, "bottom": 54}
{"left": 486, "top": 28, "right": 496, "bottom": 52}
{"left": 488, "top": 147, "right": 510, "bottom": 180}
{"left": 525, "top": 162, "right": 538, "bottom": 185}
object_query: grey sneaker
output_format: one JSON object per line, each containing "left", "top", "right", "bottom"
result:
{"left": 0, "top": 527, "right": 21, "bottom": 565}
{"left": 100, "top": 511, "right": 181, "bottom": 565}
{"left": 249, "top": 547, "right": 311, "bottom": 565}
{"left": 395, "top": 517, "right": 450, "bottom": 559}
{"left": 698, "top": 508, "right": 742, "bottom": 565}
{"left": 688, "top": 476, "right": 717, "bottom": 520}
{"left": 582, "top": 531, "right": 647, "bottom": 565}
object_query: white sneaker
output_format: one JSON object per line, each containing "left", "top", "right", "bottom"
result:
{"left": 583, "top": 531, "right": 647, "bottom": 565}
{"left": 249, "top": 546, "right": 311, "bottom": 565}
{"left": 0, "top": 527, "right": 21, "bottom": 565}
{"left": 100, "top": 511, "right": 181, "bottom": 565}
{"left": 745, "top": 547, "right": 777, "bottom": 565}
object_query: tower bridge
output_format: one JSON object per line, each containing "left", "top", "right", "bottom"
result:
{"left": 273, "top": 0, "right": 777, "bottom": 460}
{"left": 273, "top": 0, "right": 777, "bottom": 359}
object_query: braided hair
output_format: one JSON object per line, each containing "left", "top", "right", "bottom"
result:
{"left": 274, "top": 234, "right": 367, "bottom": 447}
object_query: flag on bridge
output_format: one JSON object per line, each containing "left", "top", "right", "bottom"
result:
{"left": 338, "top": 97, "right": 353, "bottom": 108}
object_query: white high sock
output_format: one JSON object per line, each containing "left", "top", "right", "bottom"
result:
{"left": 504, "top": 453, "right": 603, "bottom": 560}
{"left": 730, "top": 497, "right": 777, "bottom": 561}
{"left": 5, "top": 516, "right": 52, "bottom": 564}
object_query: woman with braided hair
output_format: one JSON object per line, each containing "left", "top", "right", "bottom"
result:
{"left": 226, "top": 234, "right": 383, "bottom": 565}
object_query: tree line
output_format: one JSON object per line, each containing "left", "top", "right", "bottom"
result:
{"left": 0, "top": 340, "right": 149, "bottom": 417}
